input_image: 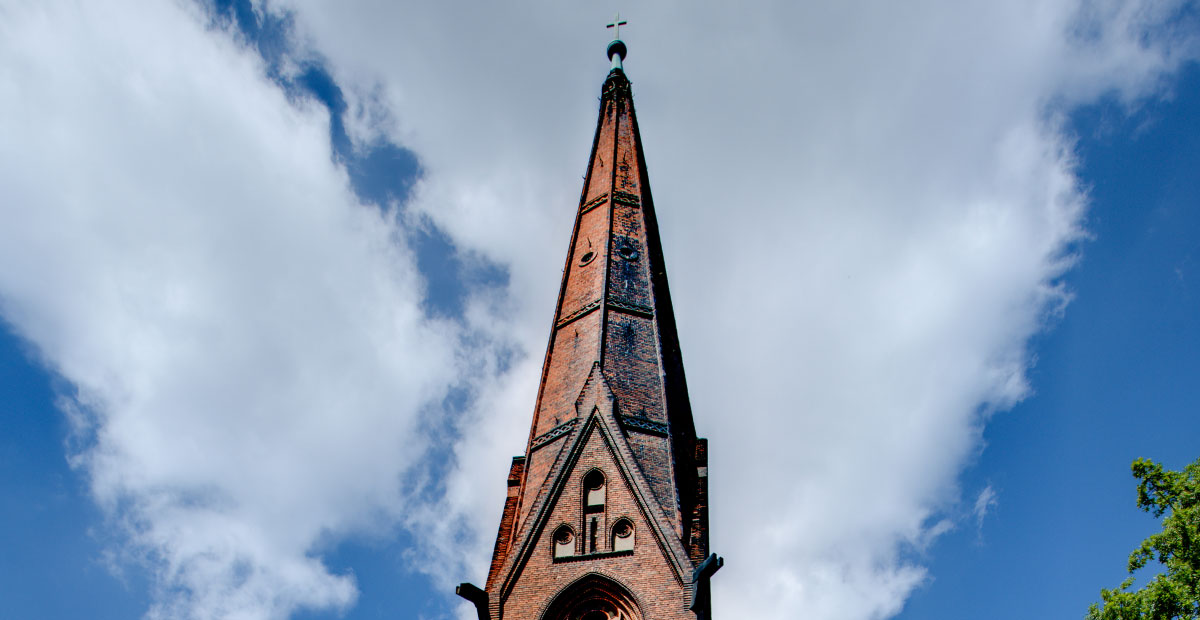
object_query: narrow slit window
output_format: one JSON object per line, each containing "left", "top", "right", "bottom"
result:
{"left": 582, "top": 470, "right": 606, "bottom": 552}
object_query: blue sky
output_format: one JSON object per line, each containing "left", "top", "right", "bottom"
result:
{"left": 899, "top": 63, "right": 1200, "bottom": 619}
{"left": 1, "top": 1, "right": 1198, "bottom": 619}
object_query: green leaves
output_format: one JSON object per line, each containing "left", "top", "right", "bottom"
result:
{"left": 1086, "top": 457, "right": 1200, "bottom": 620}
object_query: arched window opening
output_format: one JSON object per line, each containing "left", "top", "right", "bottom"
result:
{"left": 611, "top": 519, "right": 634, "bottom": 552}
{"left": 582, "top": 470, "right": 606, "bottom": 553}
{"left": 541, "top": 574, "right": 644, "bottom": 620}
{"left": 553, "top": 525, "right": 576, "bottom": 558}
{"left": 583, "top": 470, "right": 606, "bottom": 508}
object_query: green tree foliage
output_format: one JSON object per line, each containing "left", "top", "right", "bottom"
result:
{"left": 1087, "top": 457, "right": 1200, "bottom": 620}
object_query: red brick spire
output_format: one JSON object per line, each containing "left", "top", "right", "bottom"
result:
{"left": 459, "top": 36, "right": 719, "bottom": 620}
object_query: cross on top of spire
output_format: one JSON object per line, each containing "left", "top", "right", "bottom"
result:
{"left": 605, "top": 13, "right": 628, "bottom": 70}
{"left": 606, "top": 12, "right": 627, "bottom": 40}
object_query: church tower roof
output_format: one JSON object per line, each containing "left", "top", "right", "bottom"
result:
{"left": 515, "top": 27, "right": 700, "bottom": 544}
{"left": 459, "top": 25, "right": 721, "bottom": 620}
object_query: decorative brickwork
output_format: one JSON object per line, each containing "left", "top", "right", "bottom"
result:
{"left": 581, "top": 193, "right": 609, "bottom": 213}
{"left": 616, "top": 414, "right": 669, "bottom": 437}
{"left": 531, "top": 419, "right": 578, "bottom": 451}
{"left": 611, "top": 190, "right": 640, "bottom": 206}
{"left": 458, "top": 47, "right": 719, "bottom": 620}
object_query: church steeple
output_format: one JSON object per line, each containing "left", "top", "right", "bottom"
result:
{"left": 458, "top": 30, "right": 721, "bottom": 620}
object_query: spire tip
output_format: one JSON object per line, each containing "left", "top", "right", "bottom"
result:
{"left": 605, "top": 13, "right": 628, "bottom": 70}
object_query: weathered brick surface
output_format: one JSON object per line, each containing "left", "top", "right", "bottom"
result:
{"left": 474, "top": 66, "right": 713, "bottom": 620}
{"left": 623, "top": 430, "right": 680, "bottom": 533}
{"left": 521, "top": 311, "right": 602, "bottom": 528}
{"left": 602, "top": 314, "right": 664, "bottom": 421}
{"left": 487, "top": 457, "right": 525, "bottom": 591}
{"left": 585, "top": 104, "right": 616, "bottom": 199}
{"left": 614, "top": 95, "right": 641, "bottom": 196}
{"left": 559, "top": 206, "right": 609, "bottom": 320}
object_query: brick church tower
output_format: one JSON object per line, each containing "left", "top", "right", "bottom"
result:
{"left": 457, "top": 24, "right": 722, "bottom": 620}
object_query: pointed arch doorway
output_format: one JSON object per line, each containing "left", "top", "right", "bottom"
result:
{"left": 541, "top": 574, "right": 645, "bottom": 620}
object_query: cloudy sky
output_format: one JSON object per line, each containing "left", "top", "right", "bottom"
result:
{"left": 2, "top": 1, "right": 1199, "bottom": 619}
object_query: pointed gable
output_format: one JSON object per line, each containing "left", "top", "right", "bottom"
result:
{"left": 497, "top": 368, "right": 696, "bottom": 618}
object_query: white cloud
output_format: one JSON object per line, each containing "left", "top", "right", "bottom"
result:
{"left": 268, "top": 1, "right": 1198, "bottom": 619}
{"left": 974, "top": 485, "right": 1000, "bottom": 532}
{"left": 0, "top": 1, "right": 470, "bottom": 618}
{"left": 2, "top": 1, "right": 1197, "bottom": 620}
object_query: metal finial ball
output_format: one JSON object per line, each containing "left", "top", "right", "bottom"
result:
{"left": 607, "top": 39, "right": 627, "bottom": 61}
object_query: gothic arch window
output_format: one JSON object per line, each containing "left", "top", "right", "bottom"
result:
{"left": 582, "top": 470, "right": 606, "bottom": 552}
{"left": 583, "top": 470, "right": 606, "bottom": 507}
{"left": 611, "top": 518, "right": 634, "bottom": 552}
{"left": 553, "top": 524, "right": 576, "bottom": 559}
{"left": 541, "top": 574, "right": 644, "bottom": 620}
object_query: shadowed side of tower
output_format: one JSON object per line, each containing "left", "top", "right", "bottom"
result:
{"left": 458, "top": 27, "right": 721, "bottom": 620}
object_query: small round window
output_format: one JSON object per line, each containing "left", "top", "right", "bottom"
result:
{"left": 579, "top": 250, "right": 596, "bottom": 266}
{"left": 616, "top": 245, "right": 638, "bottom": 261}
